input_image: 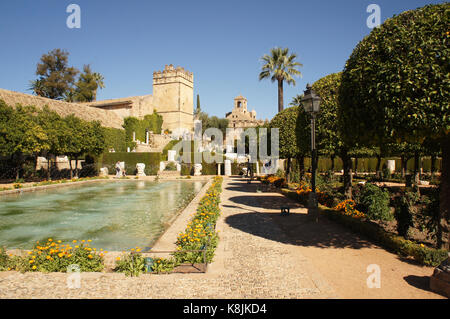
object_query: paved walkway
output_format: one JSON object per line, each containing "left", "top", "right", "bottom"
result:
{"left": 0, "top": 177, "right": 444, "bottom": 298}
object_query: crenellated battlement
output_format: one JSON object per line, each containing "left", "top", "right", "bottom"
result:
{"left": 153, "top": 64, "right": 193, "bottom": 84}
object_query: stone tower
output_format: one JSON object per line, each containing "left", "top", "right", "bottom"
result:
{"left": 153, "top": 64, "right": 194, "bottom": 133}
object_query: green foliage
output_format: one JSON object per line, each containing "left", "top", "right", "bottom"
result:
{"left": 99, "top": 152, "right": 161, "bottom": 175}
{"left": 114, "top": 253, "right": 146, "bottom": 277}
{"left": 162, "top": 139, "right": 181, "bottom": 160}
{"left": 358, "top": 183, "right": 393, "bottom": 221}
{"left": 103, "top": 127, "right": 127, "bottom": 152}
{"left": 320, "top": 207, "right": 448, "bottom": 266}
{"left": 72, "top": 65, "right": 104, "bottom": 102}
{"left": 151, "top": 257, "right": 176, "bottom": 274}
{"left": 417, "top": 187, "right": 440, "bottom": 240}
{"left": 259, "top": 47, "right": 303, "bottom": 112}
{"left": 339, "top": 3, "right": 449, "bottom": 146}
{"left": 197, "top": 112, "right": 229, "bottom": 136}
{"left": 394, "top": 191, "right": 419, "bottom": 237}
{"left": 164, "top": 162, "right": 177, "bottom": 171}
{"left": 270, "top": 106, "right": 308, "bottom": 159}
{"left": 311, "top": 73, "right": 343, "bottom": 158}
{"left": 123, "top": 112, "right": 163, "bottom": 147}
{"left": 31, "top": 49, "right": 79, "bottom": 100}
{"left": 0, "top": 102, "right": 49, "bottom": 157}
{"left": 174, "top": 177, "right": 223, "bottom": 264}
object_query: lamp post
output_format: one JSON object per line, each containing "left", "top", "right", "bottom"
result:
{"left": 301, "top": 84, "right": 321, "bottom": 219}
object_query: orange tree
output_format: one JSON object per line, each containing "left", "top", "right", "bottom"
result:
{"left": 269, "top": 106, "right": 309, "bottom": 182}
{"left": 338, "top": 4, "right": 449, "bottom": 249}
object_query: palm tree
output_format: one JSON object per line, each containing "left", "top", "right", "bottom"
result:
{"left": 28, "top": 79, "right": 46, "bottom": 97}
{"left": 92, "top": 72, "right": 105, "bottom": 101}
{"left": 289, "top": 94, "right": 304, "bottom": 107}
{"left": 259, "top": 47, "right": 303, "bottom": 113}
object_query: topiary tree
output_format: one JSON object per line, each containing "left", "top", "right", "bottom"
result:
{"left": 269, "top": 106, "right": 309, "bottom": 182}
{"left": 338, "top": 4, "right": 449, "bottom": 249}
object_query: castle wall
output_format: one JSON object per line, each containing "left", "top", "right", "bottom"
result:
{"left": 0, "top": 88, "right": 124, "bottom": 129}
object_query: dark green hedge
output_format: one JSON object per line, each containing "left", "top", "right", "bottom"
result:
{"left": 293, "top": 157, "right": 441, "bottom": 173}
{"left": 319, "top": 207, "right": 448, "bottom": 266}
{"left": 98, "top": 152, "right": 161, "bottom": 175}
{"left": 103, "top": 127, "right": 127, "bottom": 153}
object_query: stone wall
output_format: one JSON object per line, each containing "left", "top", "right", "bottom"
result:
{"left": 0, "top": 89, "right": 124, "bottom": 129}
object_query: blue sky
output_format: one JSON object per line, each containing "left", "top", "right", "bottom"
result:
{"left": 0, "top": 0, "right": 445, "bottom": 120}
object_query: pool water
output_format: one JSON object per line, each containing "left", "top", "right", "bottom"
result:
{"left": 0, "top": 180, "right": 205, "bottom": 251}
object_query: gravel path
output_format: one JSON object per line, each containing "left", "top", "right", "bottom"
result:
{"left": 0, "top": 176, "right": 444, "bottom": 298}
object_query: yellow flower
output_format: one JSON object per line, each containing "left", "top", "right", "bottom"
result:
{"left": 88, "top": 240, "right": 92, "bottom": 242}
{"left": 32, "top": 266, "right": 37, "bottom": 270}
{"left": 116, "top": 257, "right": 121, "bottom": 261}
{"left": 27, "top": 251, "right": 32, "bottom": 255}
{"left": 48, "top": 238, "right": 53, "bottom": 242}
{"left": 75, "top": 246, "right": 79, "bottom": 249}
{"left": 420, "top": 244, "right": 425, "bottom": 248}
{"left": 57, "top": 240, "right": 62, "bottom": 243}
{"left": 29, "top": 260, "right": 34, "bottom": 264}
{"left": 88, "top": 254, "right": 93, "bottom": 259}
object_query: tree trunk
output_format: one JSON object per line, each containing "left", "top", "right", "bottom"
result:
{"left": 75, "top": 156, "right": 79, "bottom": 179}
{"left": 341, "top": 149, "right": 353, "bottom": 199}
{"left": 401, "top": 155, "right": 406, "bottom": 179}
{"left": 297, "top": 155, "right": 305, "bottom": 181}
{"left": 47, "top": 155, "right": 51, "bottom": 181}
{"left": 278, "top": 79, "right": 284, "bottom": 113}
{"left": 330, "top": 155, "right": 335, "bottom": 172}
{"left": 413, "top": 151, "right": 420, "bottom": 186}
{"left": 286, "top": 157, "right": 291, "bottom": 183}
{"left": 431, "top": 155, "right": 436, "bottom": 178}
{"left": 354, "top": 157, "right": 359, "bottom": 178}
{"left": 69, "top": 158, "right": 73, "bottom": 180}
{"left": 438, "top": 134, "right": 450, "bottom": 250}
{"left": 376, "top": 154, "right": 382, "bottom": 179}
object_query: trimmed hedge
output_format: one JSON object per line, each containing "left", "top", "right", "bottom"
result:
{"left": 279, "top": 186, "right": 447, "bottom": 266}
{"left": 98, "top": 152, "right": 161, "bottom": 175}
{"left": 319, "top": 207, "right": 448, "bottom": 267}
{"left": 293, "top": 157, "right": 441, "bottom": 173}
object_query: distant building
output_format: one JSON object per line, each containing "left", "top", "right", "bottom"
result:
{"left": 225, "top": 95, "right": 263, "bottom": 129}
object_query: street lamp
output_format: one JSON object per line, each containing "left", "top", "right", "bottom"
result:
{"left": 301, "top": 84, "right": 321, "bottom": 219}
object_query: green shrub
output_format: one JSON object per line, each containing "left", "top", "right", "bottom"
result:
{"left": 115, "top": 252, "right": 146, "bottom": 277}
{"left": 164, "top": 162, "right": 177, "bottom": 171}
{"left": 99, "top": 152, "right": 161, "bottom": 175}
{"left": 417, "top": 187, "right": 440, "bottom": 240}
{"left": 358, "top": 183, "right": 392, "bottom": 221}
{"left": 394, "top": 191, "right": 418, "bottom": 238}
{"left": 320, "top": 207, "right": 448, "bottom": 266}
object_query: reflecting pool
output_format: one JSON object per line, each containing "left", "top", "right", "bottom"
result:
{"left": 0, "top": 180, "right": 205, "bottom": 251}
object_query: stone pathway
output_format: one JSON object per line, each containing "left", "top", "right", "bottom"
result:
{"left": 0, "top": 176, "right": 443, "bottom": 298}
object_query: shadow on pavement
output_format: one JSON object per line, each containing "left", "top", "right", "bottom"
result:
{"left": 224, "top": 179, "right": 376, "bottom": 249}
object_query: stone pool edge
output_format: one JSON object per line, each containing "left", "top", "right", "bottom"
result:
{"left": 149, "top": 177, "right": 214, "bottom": 253}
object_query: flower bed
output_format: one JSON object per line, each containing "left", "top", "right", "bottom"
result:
{"left": 278, "top": 188, "right": 447, "bottom": 267}
{"left": 114, "top": 176, "right": 224, "bottom": 276}
{"left": 0, "top": 239, "right": 104, "bottom": 272}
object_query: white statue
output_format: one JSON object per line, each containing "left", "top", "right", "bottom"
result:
{"left": 136, "top": 163, "right": 146, "bottom": 177}
{"left": 194, "top": 163, "right": 202, "bottom": 176}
